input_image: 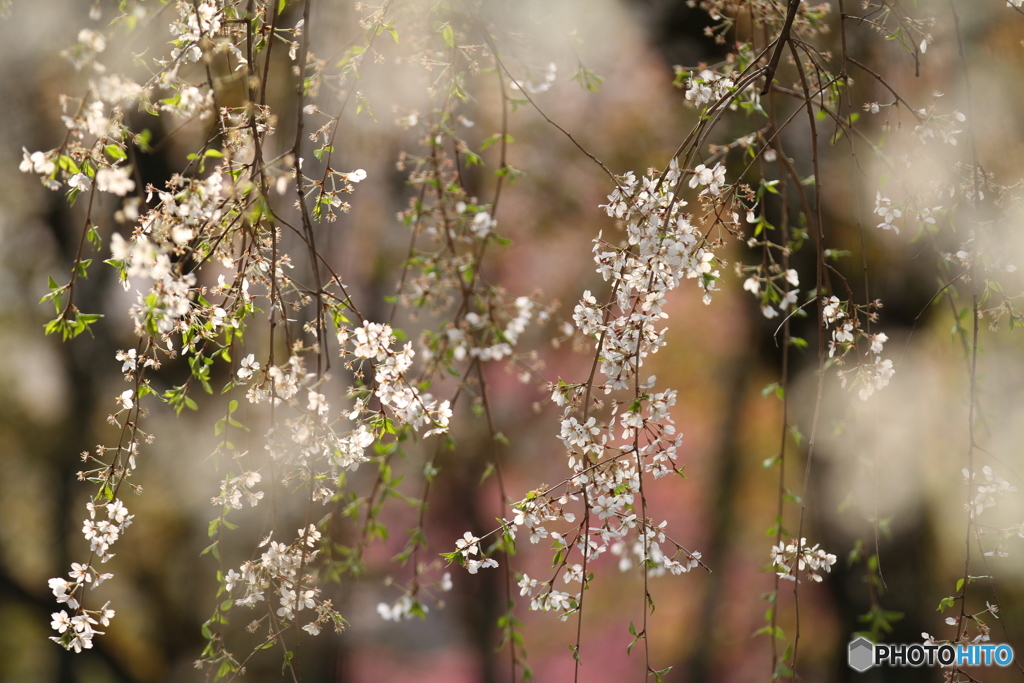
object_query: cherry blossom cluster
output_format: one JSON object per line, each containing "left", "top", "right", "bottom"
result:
{"left": 912, "top": 110, "right": 967, "bottom": 148}
{"left": 509, "top": 62, "right": 558, "bottom": 94}
{"left": 44, "top": 333, "right": 156, "bottom": 655}
{"left": 225, "top": 526, "right": 344, "bottom": 636}
{"left": 951, "top": 464, "right": 1024, "bottom": 560}
{"left": 742, "top": 264, "right": 800, "bottom": 320}
{"left": 376, "top": 572, "right": 453, "bottom": 622}
{"left": 213, "top": 471, "right": 264, "bottom": 510}
{"left": 453, "top": 532, "right": 500, "bottom": 575}
{"left": 770, "top": 538, "right": 837, "bottom": 583}
{"left": 235, "top": 347, "right": 435, "bottom": 479}
{"left": 873, "top": 192, "right": 944, "bottom": 236}
{"left": 682, "top": 68, "right": 736, "bottom": 109}
{"left": 48, "top": 500, "right": 133, "bottom": 652}
{"left": 928, "top": 601, "right": 1001, "bottom": 648}
{"left": 963, "top": 465, "right": 1016, "bottom": 520}
{"left": 169, "top": 1, "right": 224, "bottom": 64}
{"left": 341, "top": 321, "right": 453, "bottom": 437}
{"left": 376, "top": 595, "right": 426, "bottom": 622}
{"left": 49, "top": 599, "right": 115, "bottom": 654}
{"left": 821, "top": 296, "right": 895, "bottom": 401}
{"left": 452, "top": 161, "right": 709, "bottom": 614}
{"left": 391, "top": 121, "right": 553, "bottom": 380}
{"left": 110, "top": 232, "right": 196, "bottom": 339}
{"left": 856, "top": 0, "right": 934, "bottom": 62}
{"left": 35, "top": 0, "right": 344, "bottom": 659}
{"left": 17, "top": 11, "right": 153, "bottom": 204}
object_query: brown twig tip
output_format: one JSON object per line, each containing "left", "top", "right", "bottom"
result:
{"left": 760, "top": 0, "right": 803, "bottom": 96}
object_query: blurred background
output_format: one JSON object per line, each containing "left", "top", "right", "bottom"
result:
{"left": 2, "top": 0, "right": 1024, "bottom": 681}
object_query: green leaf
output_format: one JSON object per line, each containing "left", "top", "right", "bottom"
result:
{"left": 129, "top": 127, "right": 152, "bottom": 153}
{"left": 480, "top": 133, "right": 514, "bottom": 151}
{"left": 774, "top": 660, "right": 794, "bottom": 679}
{"left": 86, "top": 225, "right": 101, "bottom": 250}
{"left": 105, "top": 144, "right": 127, "bottom": 161}
{"left": 58, "top": 154, "right": 80, "bottom": 174}
{"left": 570, "top": 66, "right": 605, "bottom": 92}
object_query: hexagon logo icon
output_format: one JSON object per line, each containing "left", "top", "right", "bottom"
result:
{"left": 848, "top": 637, "right": 875, "bottom": 672}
